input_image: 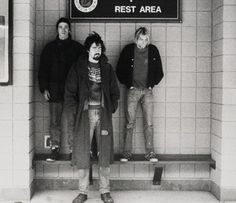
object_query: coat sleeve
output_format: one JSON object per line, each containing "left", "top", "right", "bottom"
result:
{"left": 64, "top": 65, "right": 79, "bottom": 137}
{"left": 116, "top": 46, "right": 126, "bottom": 85}
{"left": 38, "top": 45, "right": 51, "bottom": 93}
{"left": 109, "top": 65, "right": 120, "bottom": 113}
{"left": 153, "top": 46, "right": 164, "bottom": 86}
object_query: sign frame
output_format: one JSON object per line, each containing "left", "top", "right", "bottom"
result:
{"left": 0, "top": 0, "right": 13, "bottom": 85}
{"left": 69, "top": 0, "right": 182, "bottom": 23}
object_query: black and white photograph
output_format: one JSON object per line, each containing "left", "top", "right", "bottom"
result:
{"left": 0, "top": 0, "right": 236, "bottom": 203}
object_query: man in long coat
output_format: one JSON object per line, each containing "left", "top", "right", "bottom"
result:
{"left": 64, "top": 32, "right": 120, "bottom": 203}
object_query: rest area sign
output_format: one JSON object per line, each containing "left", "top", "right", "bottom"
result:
{"left": 70, "top": 0, "right": 181, "bottom": 22}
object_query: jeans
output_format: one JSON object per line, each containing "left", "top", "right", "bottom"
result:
{"left": 124, "top": 88, "right": 154, "bottom": 154}
{"left": 49, "top": 102, "right": 63, "bottom": 147}
{"left": 78, "top": 107, "right": 110, "bottom": 194}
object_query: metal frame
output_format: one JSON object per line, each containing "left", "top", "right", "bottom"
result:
{"left": 0, "top": 0, "right": 12, "bottom": 85}
{"left": 69, "top": 0, "right": 182, "bottom": 23}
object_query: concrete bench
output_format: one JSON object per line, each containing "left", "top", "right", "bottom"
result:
{"left": 34, "top": 153, "right": 215, "bottom": 185}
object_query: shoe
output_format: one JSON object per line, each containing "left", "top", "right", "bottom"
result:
{"left": 120, "top": 152, "right": 132, "bottom": 162}
{"left": 101, "top": 192, "right": 114, "bottom": 203}
{"left": 72, "top": 193, "right": 87, "bottom": 203}
{"left": 145, "top": 151, "right": 158, "bottom": 163}
{"left": 46, "top": 145, "right": 59, "bottom": 162}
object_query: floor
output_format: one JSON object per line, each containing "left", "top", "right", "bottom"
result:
{"left": 29, "top": 190, "right": 222, "bottom": 203}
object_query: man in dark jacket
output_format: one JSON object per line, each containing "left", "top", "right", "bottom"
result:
{"left": 116, "top": 27, "right": 164, "bottom": 163}
{"left": 64, "top": 32, "right": 120, "bottom": 203}
{"left": 38, "top": 17, "right": 84, "bottom": 161}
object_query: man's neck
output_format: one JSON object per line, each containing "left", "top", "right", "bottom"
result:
{"left": 58, "top": 36, "right": 69, "bottom": 40}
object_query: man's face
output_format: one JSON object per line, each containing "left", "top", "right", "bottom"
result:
{"left": 57, "top": 22, "right": 70, "bottom": 40}
{"left": 88, "top": 42, "right": 102, "bottom": 62}
{"left": 136, "top": 34, "right": 149, "bottom": 49}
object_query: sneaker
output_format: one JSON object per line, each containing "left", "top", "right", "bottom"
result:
{"left": 101, "top": 192, "right": 114, "bottom": 203}
{"left": 145, "top": 152, "right": 158, "bottom": 163}
{"left": 46, "top": 145, "right": 59, "bottom": 162}
{"left": 120, "top": 152, "right": 132, "bottom": 162}
{"left": 72, "top": 193, "right": 87, "bottom": 203}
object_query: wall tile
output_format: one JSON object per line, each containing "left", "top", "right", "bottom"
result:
{"left": 182, "top": 12, "right": 197, "bottom": 27}
{"left": 167, "top": 27, "right": 181, "bottom": 41}
{"left": 14, "top": 4, "right": 30, "bottom": 20}
{"left": 120, "top": 164, "right": 134, "bottom": 178}
{"left": 45, "top": 0, "right": 59, "bottom": 10}
{"left": 181, "top": 103, "right": 196, "bottom": 117}
{"left": 197, "top": 0, "right": 212, "bottom": 11}
{"left": 182, "top": 42, "right": 197, "bottom": 56}
{"left": 180, "top": 164, "right": 195, "bottom": 178}
{"left": 197, "top": 12, "right": 211, "bottom": 26}
{"left": 166, "top": 88, "right": 181, "bottom": 102}
{"left": 0, "top": 170, "right": 12, "bottom": 186}
{"left": 181, "top": 118, "right": 196, "bottom": 133}
{"left": 0, "top": 104, "right": 13, "bottom": 120}
{"left": 182, "top": 27, "right": 196, "bottom": 42}
{"left": 166, "top": 103, "right": 180, "bottom": 118}
{"left": 224, "top": 5, "right": 236, "bottom": 21}
{"left": 134, "top": 164, "right": 149, "bottom": 178}
{"left": 165, "top": 164, "right": 180, "bottom": 178}
{"left": 182, "top": 73, "right": 196, "bottom": 87}
{"left": 166, "top": 57, "right": 181, "bottom": 72}
{"left": 197, "top": 27, "right": 211, "bottom": 42}
{"left": 183, "top": 0, "right": 197, "bottom": 11}
{"left": 182, "top": 88, "right": 196, "bottom": 102}
{"left": 182, "top": 57, "right": 196, "bottom": 72}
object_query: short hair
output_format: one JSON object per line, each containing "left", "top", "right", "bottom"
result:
{"left": 134, "top": 27, "right": 150, "bottom": 45}
{"left": 56, "top": 17, "right": 71, "bottom": 30}
{"left": 84, "top": 32, "right": 106, "bottom": 53}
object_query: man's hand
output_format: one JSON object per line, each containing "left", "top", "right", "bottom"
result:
{"left": 43, "top": 90, "right": 50, "bottom": 101}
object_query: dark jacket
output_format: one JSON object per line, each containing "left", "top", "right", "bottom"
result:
{"left": 64, "top": 54, "right": 120, "bottom": 169}
{"left": 116, "top": 43, "right": 164, "bottom": 88}
{"left": 38, "top": 35, "right": 84, "bottom": 102}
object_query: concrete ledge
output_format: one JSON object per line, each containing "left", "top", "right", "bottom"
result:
{"left": 0, "top": 187, "right": 31, "bottom": 201}
{"left": 35, "top": 179, "right": 211, "bottom": 192}
{"left": 211, "top": 181, "right": 236, "bottom": 201}
{"left": 211, "top": 181, "right": 220, "bottom": 200}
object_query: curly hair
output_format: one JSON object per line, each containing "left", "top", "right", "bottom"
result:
{"left": 84, "top": 32, "right": 106, "bottom": 53}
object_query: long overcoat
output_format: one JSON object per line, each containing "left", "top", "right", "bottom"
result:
{"left": 64, "top": 54, "right": 120, "bottom": 169}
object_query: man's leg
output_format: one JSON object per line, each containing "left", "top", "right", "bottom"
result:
{"left": 73, "top": 108, "right": 98, "bottom": 202}
{"left": 88, "top": 108, "right": 100, "bottom": 156}
{"left": 49, "top": 102, "right": 63, "bottom": 146}
{"left": 99, "top": 166, "right": 113, "bottom": 203}
{"left": 123, "top": 89, "right": 140, "bottom": 159}
{"left": 72, "top": 169, "right": 89, "bottom": 203}
{"left": 47, "top": 102, "right": 63, "bottom": 161}
{"left": 99, "top": 166, "right": 110, "bottom": 194}
{"left": 141, "top": 89, "right": 157, "bottom": 162}
{"left": 78, "top": 169, "right": 90, "bottom": 194}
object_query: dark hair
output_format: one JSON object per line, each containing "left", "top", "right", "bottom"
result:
{"left": 56, "top": 17, "right": 71, "bottom": 30}
{"left": 84, "top": 32, "right": 106, "bottom": 53}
